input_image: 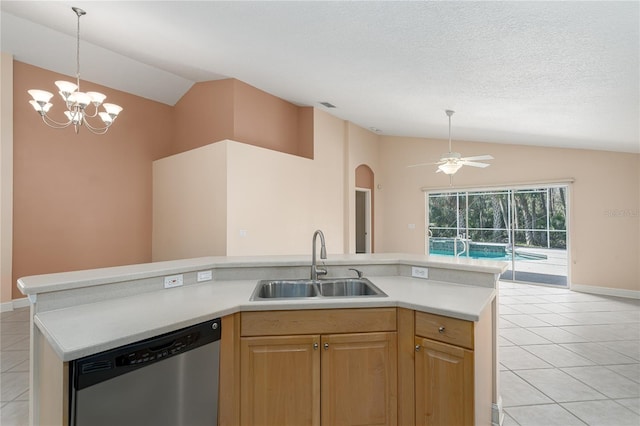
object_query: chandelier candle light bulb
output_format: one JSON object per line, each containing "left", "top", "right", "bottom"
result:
{"left": 26, "top": 6, "right": 122, "bottom": 134}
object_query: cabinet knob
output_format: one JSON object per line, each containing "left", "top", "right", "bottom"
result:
{"left": 313, "top": 342, "right": 319, "bottom": 350}
{"left": 324, "top": 343, "right": 329, "bottom": 350}
{"left": 438, "top": 326, "right": 445, "bottom": 334}
{"left": 415, "top": 345, "right": 421, "bottom": 352}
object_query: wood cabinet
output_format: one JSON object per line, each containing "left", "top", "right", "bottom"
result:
{"left": 415, "top": 336, "right": 473, "bottom": 426}
{"left": 240, "top": 335, "right": 320, "bottom": 426}
{"left": 32, "top": 303, "right": 497, "bottom": 426}
{"left": 413, "top": 309, "right": 493, "bottom": 426}
{"left": 321, "top": 332, "right": 397, "bottom": 426}
{"left": 239, "top": 309, "right": 397, "bottom": 426}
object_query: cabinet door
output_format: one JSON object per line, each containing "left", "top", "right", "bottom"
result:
{"left": 415, "top": 337, "right": 474, "bottom": 426}
{"left": 321, "top": 332, "right": 398, "bottom": 426}
{"left": 240, "top": 335, "right": 320, "bottom": 426}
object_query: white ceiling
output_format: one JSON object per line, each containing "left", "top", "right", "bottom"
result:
{"left": 2, "top": 1, "right": 638, "bottom": 153}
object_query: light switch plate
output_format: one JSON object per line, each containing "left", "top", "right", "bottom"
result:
{"left": 411, "top": 266, "right": 429, "bottom": 279}
{"left": 164, "top": 274, "right": 183, "bottom": 288}
{"left": 197, "top": 270, "right": 213, "bottom": 282}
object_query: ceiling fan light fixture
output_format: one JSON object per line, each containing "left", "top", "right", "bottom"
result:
{"left": 438, "top": 162, "right": 463, "bottom": 175}
{"left": 406, "top": 110, "right": 492, "bottom": 174}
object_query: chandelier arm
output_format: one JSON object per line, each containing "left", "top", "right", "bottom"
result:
{"left": 82, "top": 104, "right": 99, "bottom": 118}
{"left": 81, "top": 118, "right": 111, "bottom": 135}
{"left": 40, "top": 113, "right": 73, "bottom": 129}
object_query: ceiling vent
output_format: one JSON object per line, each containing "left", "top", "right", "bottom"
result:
{"left": 319, "top": 101, "right": 336, "bottom": 108}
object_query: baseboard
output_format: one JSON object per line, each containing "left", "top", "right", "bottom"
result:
{"left": 0, "top": 297, "right": 29, "bottom": 312}
{"left": 572, "top": 284, "right": 640, "bottom": 299}
{"left": 492, "top": 396, "right": 504, "bottom": 426}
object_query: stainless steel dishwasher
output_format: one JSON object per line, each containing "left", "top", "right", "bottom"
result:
{"left": 69, "top": 318, "right": 221, "bottom": 426}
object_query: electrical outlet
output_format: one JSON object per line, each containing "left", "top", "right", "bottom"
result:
{"left": 197, "top": 270, "right": 213, "bottom": 282}
{"left": 164, "top": 274, "right": 183, "bottom": 288}
{"left": 411, "top": 266, "right": 429, "bottom": 279}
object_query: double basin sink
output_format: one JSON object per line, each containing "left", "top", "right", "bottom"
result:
{"left": 250, "top": 277, "right": 387, "bottom": 300}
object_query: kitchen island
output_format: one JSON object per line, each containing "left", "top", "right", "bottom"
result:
{"left": 19, "top": 253, "right": 507, "bottom": 426}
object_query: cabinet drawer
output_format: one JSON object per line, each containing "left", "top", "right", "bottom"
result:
{"left": 415, "top": 311, "right": 474, "bottom": 350}
{"left": 241, "top": 308, "right": 396, "bottom": 336}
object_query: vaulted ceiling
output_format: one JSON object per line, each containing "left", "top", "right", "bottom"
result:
{"left": 2, "top": 1, "right": 638, "bottom": 153}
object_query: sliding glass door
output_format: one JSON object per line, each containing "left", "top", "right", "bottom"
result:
{"left": 509, "top": 187, "right": 568, "bottom": 285}
{"left": 427, "top": 185, "right": 568, "bottom": 286}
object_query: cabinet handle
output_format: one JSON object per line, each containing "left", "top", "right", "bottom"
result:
{"left": 415, "top": 345, "right": 421, "bottom": 352}
{"left": 313, "top": 342, "right": 319, "bottom": 350}
{"left": 438, "top": 326, "right": 445, "bottom": 334}
{"left": 324, "top": 343, "right": 329, "bottom": 350}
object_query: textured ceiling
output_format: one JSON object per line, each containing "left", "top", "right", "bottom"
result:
{"left": 1, "top": 1, "right": 638, "bottom": 153}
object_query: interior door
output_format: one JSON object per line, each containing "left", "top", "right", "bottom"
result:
{"left": 355, "top": 189, "right": 371, "bottom": 253}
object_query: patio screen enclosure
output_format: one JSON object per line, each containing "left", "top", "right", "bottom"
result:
{"left": 426, "top": 185, "right": 569, "bottom": 286}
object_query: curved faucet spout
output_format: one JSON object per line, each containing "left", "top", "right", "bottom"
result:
{"left": 311, "top": 230, "right": 327, "bottom": 280}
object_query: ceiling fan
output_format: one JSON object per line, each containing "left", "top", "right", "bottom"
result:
{"left": 408, "top": 110, "right": 493, "bottom": 175}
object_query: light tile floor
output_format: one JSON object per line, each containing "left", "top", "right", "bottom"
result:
{"left": 1, "top": 282, "right": 639, "bottom": 426}
{"left": 499, "top": 281, "right": 640, "bottom": 426}
{"left": 0, "top": 307, "right": 30, "bottom": 426}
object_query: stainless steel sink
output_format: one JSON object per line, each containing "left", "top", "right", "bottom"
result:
{"left": 252, "top": 280, "right": 318, "bottom": 299}
{"left": 250, "top": 278, "right": 386, "bottom": 300}
{"left": 316, "top": 278, "right": 386, "bottom": 297}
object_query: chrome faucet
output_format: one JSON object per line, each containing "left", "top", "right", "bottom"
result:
{"left": 311, "top": 230, "right": 327, "bottom": 280}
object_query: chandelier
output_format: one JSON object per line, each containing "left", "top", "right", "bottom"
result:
{"left": 27, "top": 7, "right": 122, "bottom": 135}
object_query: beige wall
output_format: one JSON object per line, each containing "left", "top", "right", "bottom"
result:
{"left": 9, "top": 62, "right": 317, "bottom": 300}
{"left": 153, "top": 110, "right": 347, "bottom": 260}
{"left": 11, "top": 61, "right": 174, "bottom": 299}
{"left": 0, "top": 52, "right": 13, "bottom": 304}
{"left": 377, "top": 136, "right": 640, "bottom": 292}
{"left": 7, "top": 58, "right": 638, "bottom": 299}
{"left": 346, "top": 123, "right": 380, "bottom": 253}
{"left": 233, "top": 80, "right": 305, "bottom": 157}
{"left": 152, "top": 142, "right": 228, "bottom": 261}
{"left": 227, "top": 109, "right": 345, "bottom": 255}
{"left": 172, "top": 80, "right": 235, "bottom": 155}
{"left": 172, "top": 79, "right": 314, "bottom": 159}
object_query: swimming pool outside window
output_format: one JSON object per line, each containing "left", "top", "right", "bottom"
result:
{"left": 426, "top": 185, "right": 569, "bottom": 286}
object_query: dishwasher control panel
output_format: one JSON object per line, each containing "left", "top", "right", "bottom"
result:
{"left": 116, "top": 332, "right": 198, "bottom": 366}
{"left": 72, "top": 317, "right": 222, "bottom": 391}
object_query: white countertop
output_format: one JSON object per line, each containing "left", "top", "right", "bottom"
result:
{"left": 35, "top": 275, "right": 496, "bottom": 361}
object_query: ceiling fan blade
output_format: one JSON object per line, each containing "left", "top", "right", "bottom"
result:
{"left": 407, "top": 161, "right": 440, "bottom": 168}
{"left": 460, "top": 161, "right": 491, "bottom": 168}
{"left": 459, "top": 154, "right": 494, "bottom": 161}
